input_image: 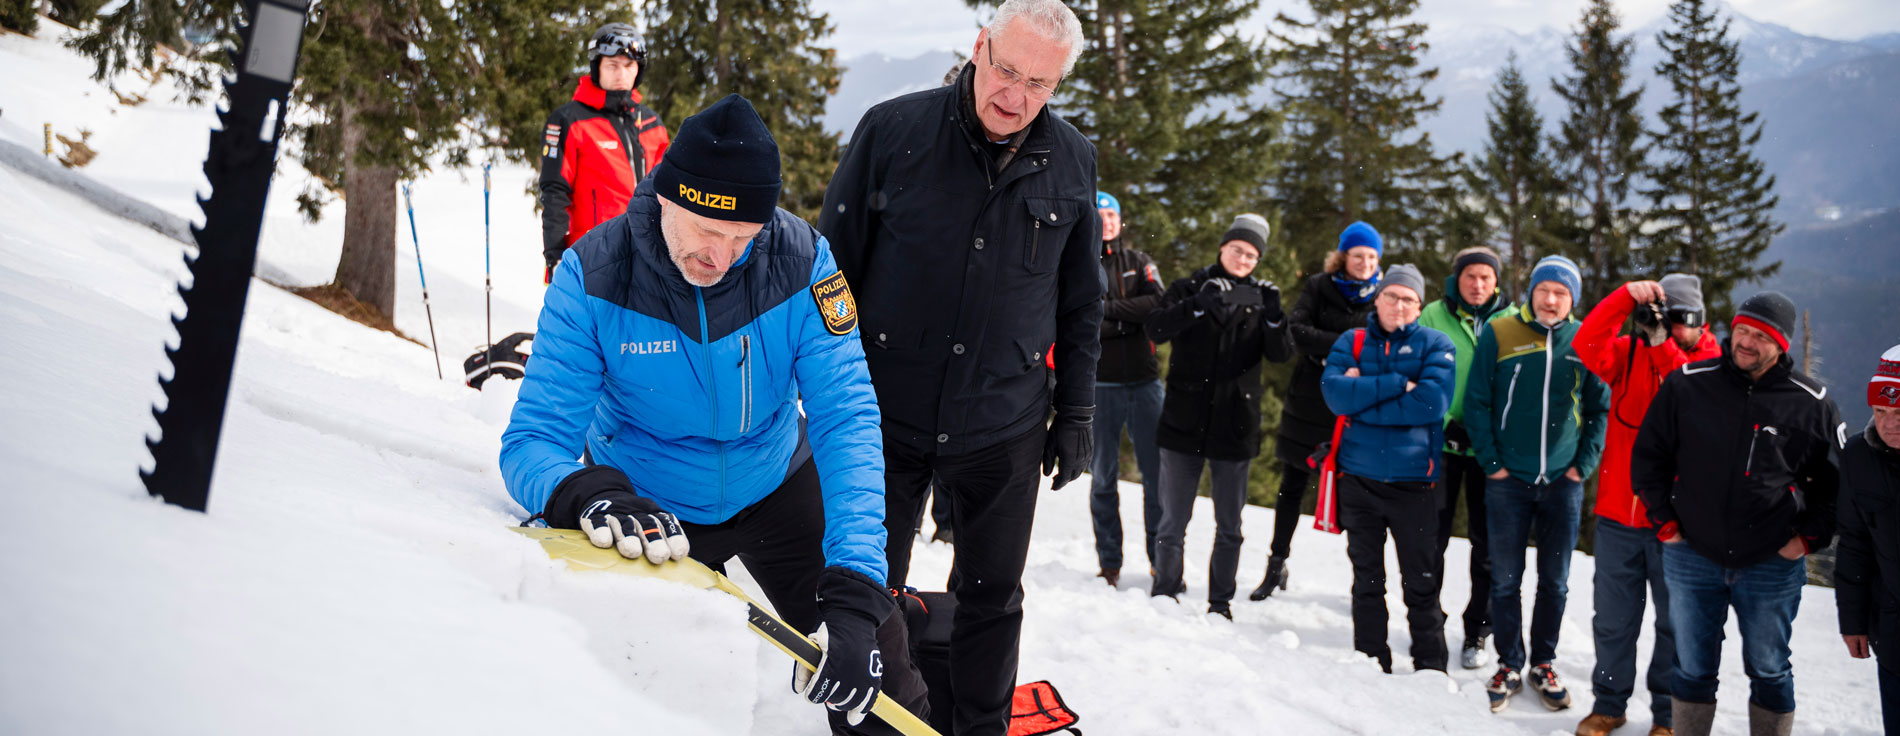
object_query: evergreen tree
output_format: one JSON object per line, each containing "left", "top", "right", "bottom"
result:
{"left": 1267, "top": 0, "right": 1457, "bottom": 273}
{"left": 1550, "top": 0, "right": 1646, "bottom": 303}
{"left": 1033, "top": 0, "right": 1278, "bottom": 282}
{"left": 68, "top": 0, "right": 615, "bottom": 319}
{"left": 1642, "top": 0, "right": 1782, "bottom": 319}
{"left": 1466, "top": 55, "right": 1564, "bottom": 299}
{"left": 641, "top": 0, "right": 841, "bottom": 222}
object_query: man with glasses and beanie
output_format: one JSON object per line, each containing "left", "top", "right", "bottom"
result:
{"left": 1632, "top": 292, "right": 1846, "bottom": 736}
{"left": 503, "top": 94, "right": 925, "bottom": 735}
{"left": 1320, "top": 263, "right": 1456, "bottom": 674}
{"left": 817, "top": 1, "right": 1101, "bottom": 733}
{"left": 538, "top": 22, "right": 671, "bottom": 284}
{"left": 1571, "top": 274, "right": 1721, "bottom": 736}
{"left": 1089, "top": 190, "right": 1166, "bottom": 589}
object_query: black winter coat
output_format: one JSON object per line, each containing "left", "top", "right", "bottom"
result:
{"left": 1275, "top": 272, "right": 1378, "bottom": 466}
{"left": 1147, "top": 264, "right": 1294, "bottom": 460}
{"left": 1836, "top": 424, "right": 1900, "bottom": 672}
{"left": 817, "top": 65, "right": 1103, "bottom": 455}
{"left": 1098, "top": 239, "right": 1163, "bottom": 384}
{"left": 1632, "top": 347, "right": 1847, "bottom": 569}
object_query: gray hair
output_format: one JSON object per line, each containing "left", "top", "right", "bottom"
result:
{"left": 986, "top": 0, "right": 1085, "bottom": 76}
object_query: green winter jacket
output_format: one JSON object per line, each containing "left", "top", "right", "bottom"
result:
{"left": 1416, "top": 278, "right": 1519, "bottom": 456}
{"left": 1465, "top": 309, "right": 1610, "bottom": 484}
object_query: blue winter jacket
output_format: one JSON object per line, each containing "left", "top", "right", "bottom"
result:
{"left": 1320, "top": 315, "right": 1458, "bottom": 483}
{"left": 501, "top": 180, "right": 887, "bottom": 584}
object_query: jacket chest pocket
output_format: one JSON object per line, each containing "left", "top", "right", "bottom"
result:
{"left": 1022, "top": 196, "right": 1080, "bottom": 274}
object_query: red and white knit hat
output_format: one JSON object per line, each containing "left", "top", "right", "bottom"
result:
{"left": 1871, "top": 344, "right": 1900, "bottom": 408}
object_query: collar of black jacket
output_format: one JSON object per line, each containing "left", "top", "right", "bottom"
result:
{"left": 1717, "top": 337, "right": 1796, "bottom": 386}
{"left": 953, "top": 62, "right": 1042, "bottom": 159}
{"left": 1863, "top": 420, "right": 1900, "bottom": 457}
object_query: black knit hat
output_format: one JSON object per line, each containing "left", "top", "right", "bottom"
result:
{"left": 1733, "top": 291, "right": 1798, "bottom": 351}
{"left": 651, "top": 94, "right": 781, "bottom": 223}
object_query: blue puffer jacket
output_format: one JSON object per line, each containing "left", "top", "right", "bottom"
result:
{"left": 1320, "top": 314, "right": 1458, "bottom": 483}
{"left": 501, "top": 180, "right": 887, "bottom": 584}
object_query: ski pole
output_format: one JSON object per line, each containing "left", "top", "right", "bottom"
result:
{"left": 402, "top": 183, "right": 444, "bottom": 379}
{"left": 482, "top": 163, "right": 493, "bottom": 367}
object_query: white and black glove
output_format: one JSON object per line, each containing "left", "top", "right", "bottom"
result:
{"left": 1192, "top": 277, "right": 1233, "bottom": 313}
{"left": 545, "top": 465, "right": 690, "bottom": 564}
{"left": 792, "top": 568, "right": 893, "bottom": 725}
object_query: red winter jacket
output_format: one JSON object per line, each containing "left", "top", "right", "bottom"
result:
{"left": 1573, "top": 284, "right": 1722, "bottom": 527}
{"left": 538, "top": 77, "right": 670, "bottom": 274}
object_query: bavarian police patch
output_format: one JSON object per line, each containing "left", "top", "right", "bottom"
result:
{"left": 811, "top": 271, "right": 857, "bottom": 336}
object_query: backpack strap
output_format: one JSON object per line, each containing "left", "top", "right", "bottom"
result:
{"left": 1352, "top": 327, "right": 1367, "bottom": 361}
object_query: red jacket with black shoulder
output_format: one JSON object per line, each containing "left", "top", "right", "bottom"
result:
{"left": 538, "top": 76, "right": 669, "bottom": 274}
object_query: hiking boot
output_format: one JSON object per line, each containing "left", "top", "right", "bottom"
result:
{"left": 1528, "top": 663, "right": 1574, "bottom": 710}
{"left": 1672, "top": 700, "right": 1716, "bottom": 736}
{"left": 1098, "top": 568, "right": 1120, "bottom": 588}
{"left": 1248, "top": 555, "right": 1289, "bottom": 601}
{"left": 1208, "top": 602, "right": 1233, "bottom": 620}
{"left": 1486, "top": 666, "right": 1523, "bottom": 713}
{"left": 1461, "top": 634, "right": 1489, "bottom": 670}
{"left": 1576, "top": 712, "right": 1627, "bottom": 736}
{"left": 1646, "top": 727, "right": 1674, "bottom": 736}
{"left": 1747, "top": 703, "right": 1792, "bottom": 736}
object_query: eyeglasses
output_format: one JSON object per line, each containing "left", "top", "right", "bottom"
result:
{"left": 595, "top": 33, "right": 646, "bottom": 61}
{"left": 1378, "top": 292, "right": 1421, "bottom": 308}
{"left": 1221, "top": 243, "right": 1259, "bottom": 263}
{"left": 987, "top": 41, "right": 1060, "bottom": 101}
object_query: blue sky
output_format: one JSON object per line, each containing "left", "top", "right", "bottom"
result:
{"left": 812, "top": 0, "right": 1900, "bottom": 59}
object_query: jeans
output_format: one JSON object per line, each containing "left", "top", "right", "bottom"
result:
{"left": 1268, "top": 461, "right": 1311, "bottom": 559}
{"left": 1589, "top": 517, "right": 1675, "bottom": 726}
{"left": 1486, "top": 474, "right": 1584, "bottom": 671}
{"left": 1090, "top": 380, "right": 1164, "bottom": 572}
{"left": 1663, "top": 542, "right": 1805, "bottom": 713}
{"left": 1340, "top": 473, "right": 1448, "bottom": 671}
{"left": 1151, "top": 447, "right": 1251, "bottom": 605}
{"left": 882, "top": 425, "right": 1046, "bottom": 736}
{"left": 1435, "top": 453, "right": 1492, "bottom": 642}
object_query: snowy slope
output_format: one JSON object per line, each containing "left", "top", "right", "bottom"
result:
{"left": 1, "top": 16, "right": 1888, "bottom": 736}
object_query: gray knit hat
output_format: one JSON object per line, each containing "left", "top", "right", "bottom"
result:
{"left": 1220, "top": 214, "right": 1270, "bottom": 256}
{"left": 1660, "top": 273, "right": 1704, "bottom": 313}
{"left": 1379, "top": 263, "right": 1426, "bottom": 301}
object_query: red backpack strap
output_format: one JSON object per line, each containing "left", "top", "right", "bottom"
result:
{"left": 1352, "top": 327, "right": 1367, "bottom": 361}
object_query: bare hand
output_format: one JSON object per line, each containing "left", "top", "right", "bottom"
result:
{"left": 1777, "top": 536, "right": 1807, "bottom": 561}
{"left": 1344, "top": 367, "right": 1360, "bottom": 378}
{"left": 1564, "top": 467, "right": 1583, "bottom": 482}
{"left": 1627, "top": 281, "right": 1666, "bottom": 305}
{"left": 1487, "top": 469, "right": 1509, "bottom": 480}
{"left": 1405, "top": 380, "right": 1417, "bottom": 392}
{"left": 1844, "top": 634, "right": 1872, "bottom": 659}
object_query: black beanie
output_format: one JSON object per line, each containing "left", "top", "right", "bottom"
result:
{"left": 1733, "top": 291, "right": 1798, "bottom": 351}
{"left": 651, "top": 94, "right": 781, "bottom": 223}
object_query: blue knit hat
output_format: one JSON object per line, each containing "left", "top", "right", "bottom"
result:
{"left": 1528, "top": 255, "right": 1583, "bottom": 304}
{"left": 1095, "top": 191, "right": 1120, "bottom": 214}
{"left": 1338, "top": 221, "right": 1383, "bottom": 256}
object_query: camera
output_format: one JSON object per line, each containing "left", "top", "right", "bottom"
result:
{"left": 1633, "top": 303, "right": 1665, "bottom": 328}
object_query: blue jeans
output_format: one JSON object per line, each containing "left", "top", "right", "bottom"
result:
{"left": 1589, "top": 517, "right": 1674, "bottom": 726}
{"left": 1663, "top": 543, "right": 1805, "bottom": 713}
{"left": 1090, "top": 380, "right": 1163, "bottom": 572}
{"left": 1486, "top": 474, "right": 1583, "bottom": 671}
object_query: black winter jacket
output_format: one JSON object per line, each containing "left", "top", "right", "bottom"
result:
{"left": 817, "top": 64, "right": 1103, "bottom": 455}
{"left": 1632, "top": 347, "right": 1847, "bottom": 569}
{"left": 1098, "top": 239, "right": 1163, "bottom": 384}
{"left": 1276, "top": 272, "right": 1378, "bottom": 466}
{"left": 1147, "top": 264, "right": 1293, "bottom": 460}
{"left": 1836, "top": 424, "right": 1900, "bottom": 672}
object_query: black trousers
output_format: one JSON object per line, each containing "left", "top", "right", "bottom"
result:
{"left": 1269, "top": 461, "right": 1311, "bottom": 559}
{"left": 1435, "top": 452, "right": 1493, "bottom": 641}
{"left": 884, "top": 425, "right": 1045, "bottom": 736}
{"left": 682, "top": 458, "right": 929, "bottom": 736}
{"left": 1339, "top": 473, "right": 1448, "bottom": 672}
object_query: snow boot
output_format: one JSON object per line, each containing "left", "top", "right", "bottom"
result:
{"left": 1461, "top": 634, "right": 1489, "bottom": 670}
{"left": 1098, "top": 568, "right": 1120, "bottom": 588}
{"left": 1487, "top": 665, "right": 1523, "bottom": 713}
{"left": 1747, "top": 703, "right": 1792, "bottom": 736}
{"left": 1208, "top": 602, "right": 1233, "bottom": 621}
{"left": 1248, "top": 555, "right": 1289, "bottom": 601}
{"left": 1575, "top": 712, "right": 1627, "bottom": 736}
{"left": 1671, "top": 700, "right": 1717, "bottom": 736}
{"left": 1528, "top": 664, "right": 1573, "bottom": 710}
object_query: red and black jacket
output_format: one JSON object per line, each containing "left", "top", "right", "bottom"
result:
{"left": 1097, "top": 238, "right": 1163, "bottom": 384}
{"left": 539, "top": 76, "right": 670, "bottom": 272}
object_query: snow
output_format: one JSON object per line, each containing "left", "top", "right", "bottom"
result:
{"left": 1, "top": 16, "right": 1888, "bottom": 736}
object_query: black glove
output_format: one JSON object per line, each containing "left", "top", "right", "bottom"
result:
{"left": 1260, "top": 283, "right": 1285, "bottom": 322}
{"left": 1444, "top": 420, "right": 1472, "bottom": 454}
{"left": 545, "top": 466, "right": 690, "bottom": 564}
{"left": 1221, "top": 283, "right": 1264, "bottom": 309}
{"left": 1042, "top": 404, "right": 1095, "bottom": 491}
{"left": 793, "top": 567, "right": 894, "bottom": 725}
{"left": 1192, "top": 277, "right": 1232, "bottom": 312}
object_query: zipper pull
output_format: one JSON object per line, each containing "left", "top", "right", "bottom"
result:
{"left": 738, "top": 335, "right": 749, "bottom": 367}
